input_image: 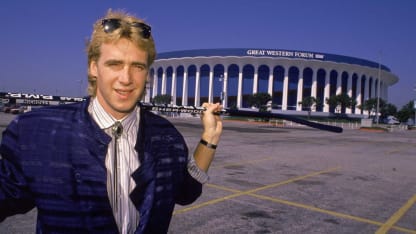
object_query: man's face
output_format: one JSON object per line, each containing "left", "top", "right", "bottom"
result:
{"left": 90, "top": 38, "right": 148, "bottom": 119}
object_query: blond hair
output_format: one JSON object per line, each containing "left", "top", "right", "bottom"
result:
{"left": 86, "top": 9, "right": 156, "bottom": 96}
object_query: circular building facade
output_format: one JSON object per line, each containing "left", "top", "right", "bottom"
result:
{"left": 147, "top": 48, "right": 398, "bottom": 116}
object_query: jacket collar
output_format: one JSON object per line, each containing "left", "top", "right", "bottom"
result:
{"left": 79, "top": 97, "right": 112, "bottom": 146}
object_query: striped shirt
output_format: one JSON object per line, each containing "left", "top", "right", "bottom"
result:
{"left": 89, "top": 98, "right": 140, "bottom": 233}
{"left": 88, "top": 98, "right": 208, "bottom": 234}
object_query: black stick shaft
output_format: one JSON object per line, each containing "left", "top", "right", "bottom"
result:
{"left": 225, "top": 109, "right": 343, "bottom": 133}
{"left": 140, "top": 103, "right": 343, "bottom": 133}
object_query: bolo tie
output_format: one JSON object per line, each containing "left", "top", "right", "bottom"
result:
{"left": 111, "top": 121, "right": 123, "bottom": 213}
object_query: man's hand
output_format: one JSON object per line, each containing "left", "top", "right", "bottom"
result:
{"left": 200, "top": 102, "right": 223, "bottom": 145}
{"left": 192, "top": 102, "right": 223, "bottom": 172}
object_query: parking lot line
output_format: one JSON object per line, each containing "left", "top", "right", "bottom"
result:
{"left": 245, "top": 166, "right": 341, "bottom": 194}
{"left": 375, "top": 194, "right": 416, "bottom": 234}
{"left": 174, "top": 167, "right": 416, "bottom": 234}
{"left": 173, "top": 167, "right": 339, "bottom": 215}
{"left": 248, "top": 194, "right": 416, "bottom": 234}
{"left": 207, "top": 185, "right": 416, "bottom": 234}
{"left": 249, "top": 193, "right": 384, "bottom": 226}
{"left": 209, "top": 156, "right": 274, "bottom": 169}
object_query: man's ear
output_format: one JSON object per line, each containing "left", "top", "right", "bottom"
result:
{"left": 90, "top": 61, "right": 98, "bottom": 77}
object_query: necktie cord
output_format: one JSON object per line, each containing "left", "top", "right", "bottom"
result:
{"left": 111, "top": 121, "right": 123, "bottom": 213}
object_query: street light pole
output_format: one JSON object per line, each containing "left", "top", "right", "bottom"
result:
{"left": 414, "top": 85, "right": 416, "bottom": 126}
{"left": 376, "top": 52, "right": 381, "bottom": 125}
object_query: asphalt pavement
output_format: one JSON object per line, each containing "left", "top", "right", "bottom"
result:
{"left": 0, "top": 113, "right": 415, "bottom": 234}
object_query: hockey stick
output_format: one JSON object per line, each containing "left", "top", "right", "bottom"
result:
{"left": 140, "top": 103, "right": 343, "bottom": 133}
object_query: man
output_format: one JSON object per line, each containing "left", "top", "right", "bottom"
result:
{"left": 0, "top": 9, "right": 222, "bottom": 234}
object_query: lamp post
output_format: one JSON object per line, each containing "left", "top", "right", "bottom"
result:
{"left": 413, "top": 85, "right": 416, "bottom": 126}
{"left": 376, "top": 52, "right": 381, "bottom": 125}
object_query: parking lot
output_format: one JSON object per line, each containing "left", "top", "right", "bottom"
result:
{"left": 1, "top": 113, "right": 415, "bottom": 233}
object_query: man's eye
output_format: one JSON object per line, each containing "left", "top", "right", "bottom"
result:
{"left": 132, "top": 64, "right": 146, "bottom": 71}
{"left": 108, "top": 63, "right": 123, "bottom": 70}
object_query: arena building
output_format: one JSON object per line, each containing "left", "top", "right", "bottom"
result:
{"left": 147, "top": 48, "right": 398, "bottom": 117}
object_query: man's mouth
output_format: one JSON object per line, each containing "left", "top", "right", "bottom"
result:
{"left": 115, "top": 89, "right": 132, "bottom": 98}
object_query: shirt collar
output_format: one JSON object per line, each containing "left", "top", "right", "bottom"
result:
{"left": 89, "top": 97, "right": 139, "bottom": 131}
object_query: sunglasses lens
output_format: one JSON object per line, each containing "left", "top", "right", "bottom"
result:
{"left": 141, "top": 28, "right": 151, "bottom": 39}
{"left": 102, "top": 19, "right": 121, "bottom": 33}
{"left": 131, "top": 22, "right": 152, "bottom": 39}
{"left": 102, "top": 19, "right": 151, "bottom": 39}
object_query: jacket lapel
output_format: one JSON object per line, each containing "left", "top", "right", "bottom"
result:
{"left": 130, "top": 108, "right": 156, "bottom": 232}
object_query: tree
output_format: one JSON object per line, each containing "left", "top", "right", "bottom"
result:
{"left": 358, "top": 98, "right": 391, "bottom": 119}
{"left": 152, "top": 94, "right": 172, "bottom": 105}
{"left": 397, "top": 101, "right": 415, "bottom": 123}
{"left": 326, "top": 95, "right": 339, "bottom": 113}
{"left": 298, "top": 96, "right": 319, "bottom": 119}
{"left": 247, "top": 92, "right": 272, "bottom": 112}
{"left": 338, "top": 93, "right": 356, "bottom": 113}
{"left": 380, "top": 103, "right": 397, "bottom": 119}
{"left": 325, "top": 94, "right": 355, "bottom": 114}
{"left": 358, "top": 98, "right": 377, "bottom": 118}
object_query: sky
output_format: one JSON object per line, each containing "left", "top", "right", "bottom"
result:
{"left": 1, "top": 0, "right": 415, "bottom": 109}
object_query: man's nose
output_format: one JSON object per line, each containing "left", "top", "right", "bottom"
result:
{"left": 118, "top": 66, "right": 133, "bottom": 85}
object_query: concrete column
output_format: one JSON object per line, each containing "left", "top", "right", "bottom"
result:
{"left": 182, "top": 70, "right": 188, "bottom": 106}
{"left": 282, "top": 67, "right": 288, "bottom": 111}
{"left": 336, "top": 73, "right": 342, "bottom": 95}
{"left": 323, "top": 70, "right": 330, "bottom": 112}
{"left": 195, "top": 69, "right": 200, "bottom": 106}
{"left": 152, "top": 72, "right": 158, "bottom": 98}
{"left": 208, "top": 70, "right": 214, "bottom": 103}
{"left": 171, "top": 69, "right": 177, "bottom": 105}
{"left": 363, "top": 78, "right": 369, "bottom": 103}
{"left": 296, "top": 68, "right": 303, "bottom": 111}
{"left": 223, "top": 72, "right": 228, "bottom": 108}
{"left": 310, "top": 69, "right": 317, "bottom": 112}
{"left": 237, "top": 69, "right": 243, "bottom": 108}
{"left": 267, "top": 67, "right": 273, "bottom": 96}
{"left": 355, "top": 75, "right": 362, "bottom": 114}
{"left": 371, "top": 79, "right": 375, "bottom": 99}
{"left": 346, "top": 74, "right": 352, "bottom": 114}
{"left": 311, "top": 69, "right": 317, "bottom": 99}
{"left": 145, "top": 74, "right": 152, "bottom": 103}
{"left": 253, "top": 66, "right": 258, "bottom": 94}
{"left": 161, "top": 71, "right": 166, "bottom": 95}
{"left": 363, "top": 78, "right": 369, "bottom": 116}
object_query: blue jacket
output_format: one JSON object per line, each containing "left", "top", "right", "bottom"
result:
{"left": 0, "top": 99, "right": 202, "bottom": 233}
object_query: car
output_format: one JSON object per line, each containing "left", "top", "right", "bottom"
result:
{"left": 3, "top": 105, "right": 14, "bottom": 113}
{"left": 383, "top": 115, "right": 400, "bottom": 125}
{"left": 10, "top": 106, "right": 28, "bottom": 115}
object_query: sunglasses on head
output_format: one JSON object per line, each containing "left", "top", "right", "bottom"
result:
{"left": 101, "top": 18, "right": 152, "bottom": 39}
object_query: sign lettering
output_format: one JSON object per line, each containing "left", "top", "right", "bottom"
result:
{"left": 246, "top": 49, "right": 325, "bottom": 60}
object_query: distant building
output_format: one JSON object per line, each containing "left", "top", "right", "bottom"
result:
{"left": 148, "top": 48, "right": 398, "bottom": 116}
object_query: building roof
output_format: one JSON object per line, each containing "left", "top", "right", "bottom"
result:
{"left": 156, "top": 48, "right": 391, "bottom": 72}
